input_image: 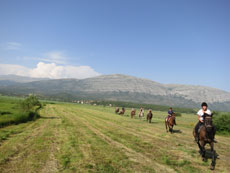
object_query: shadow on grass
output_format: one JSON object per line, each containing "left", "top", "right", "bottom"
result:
{"left": 172, "top": 129, "right": 182, "bottom": 133}
{"left": 0, "top": 111, "right": 12, "bottom": 115}
{"left": 203, "top": 149, "right": 219, "bottom": 160}
{"left": 40, "top": 116, "right": 60, "bottom": 119}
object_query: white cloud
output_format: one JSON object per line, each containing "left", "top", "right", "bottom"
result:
{"left": 4, "top": 42, "right": 22, "bottom": 50}
{"left": 0, "top": 62, "right": 100, "bottom": 79}
{"left": 0, "top": 64, "right": 30, "bottom": 76}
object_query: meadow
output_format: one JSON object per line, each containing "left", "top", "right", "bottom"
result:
{"left": 0, "top": 98, "right": 230, "bottom": 173}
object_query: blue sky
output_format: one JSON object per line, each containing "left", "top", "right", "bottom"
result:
{"left": 0, "top": 0, "right": 229, "bottom": 91}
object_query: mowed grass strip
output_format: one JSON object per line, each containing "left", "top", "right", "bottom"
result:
{"left": 0, "top": 105, "right": 61, "bottom": 173}
{"left": 56, "top": 106, "right": 153, "bottom": 172}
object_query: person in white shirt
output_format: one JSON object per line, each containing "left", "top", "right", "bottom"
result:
{"left": 194, "top": 102, "right": 216, "bottom": 142}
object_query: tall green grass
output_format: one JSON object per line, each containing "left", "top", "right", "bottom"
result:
{"left": 0, "top": 95, "right": 41, "bottom": 128}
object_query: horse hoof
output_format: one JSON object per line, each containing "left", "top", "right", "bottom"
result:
{"left": 202, "top": 158, "right": 206, "bottom": 162}
{"left": 210, "top": 165, "right": 215, "bottom": 170}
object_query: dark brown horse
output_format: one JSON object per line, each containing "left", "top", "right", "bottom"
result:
{"left": 146, "top": 110, "right": 153, "bottom": 123}
{"left": 115, "top": 107, "right": 119, "bottom": 114}
{"left": 193, "top": 115, "right": 216, "bottom": 170}
{"left": 165, "top": 113, "right": 176, "bottom": 133}
{"left": 130, "top": 109, "right": 136, "bottom": 118}
{"left": 119, "top": 107, "right": 125, "bottom": 115}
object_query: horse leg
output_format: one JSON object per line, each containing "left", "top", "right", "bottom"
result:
{"left": 197, "top": 141, "right": 203, "bottom": 155}
{"left": 200, "top": 141, "right": 206, "bottom": 161}
{"left": 170, "top": 127, "right": 172, "bottom": 133}
{"left": 210, "top": 142, "right": 215, "bottom": 170}
{"left": 165, "top": 120, "right": 168, "bottom": 132}
{"left": 170, "top": 125, "right": 173, "bottom": 133}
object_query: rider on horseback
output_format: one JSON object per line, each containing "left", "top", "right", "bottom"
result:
{"left": 194, "top": 102, "right": 217, "bottom": 142}
{"left": 167, "top": 107, "right": 176, "bottom": 125}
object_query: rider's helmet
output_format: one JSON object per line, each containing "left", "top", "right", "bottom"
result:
{"left": 201, "top": 102, "right": 208, "bottom": 107}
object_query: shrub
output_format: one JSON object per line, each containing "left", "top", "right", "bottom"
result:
{"left": 175, "top": 112, "right": 182, "bottom": 117}
{"left": 213, "top": 113, "right": 230, "bottom": 135}
{"left": 21, "top": 94, "right": 42, "bottom": 112}
{"left": 0, "top": 95, "right": 41, "bottom": 128}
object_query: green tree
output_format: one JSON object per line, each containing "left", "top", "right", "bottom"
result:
{"left": 21, "top": 94, "right": 42, "bottom": 112}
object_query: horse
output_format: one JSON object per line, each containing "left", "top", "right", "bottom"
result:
{"left": 139, "top": 108, "right": 144, "bottom": 118}
{"left": 130, "top": 109, "right": 136, "bottom": 118}
{"left": 193, "top": 114, "right": 216, "bottom": 170}
{"left": 119, "top": 107, "right": 125, "bottom": 115}
{"left": 146, "top": 110, "right": 153, "bottom": 123}
{"left": 115, "top": 107, "right": 119, "bottom": 114}
{"left": 165, "top": 113, "right": 176, "bottom": 133}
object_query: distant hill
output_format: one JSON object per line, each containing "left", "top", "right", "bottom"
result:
{"left": 0, "top": 75, "right": 48, "bottom": 83}
{"left": 0, "top": 74, "right": 230, "bottom": 111}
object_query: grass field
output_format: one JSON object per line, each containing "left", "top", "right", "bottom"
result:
{"left": 0, "top": 102, "right": 230, "bottom": 173}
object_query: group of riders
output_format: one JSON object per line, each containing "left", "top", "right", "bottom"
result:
{"left": 116, "top": 102, "right": 217, "bottom": 169}
{"left": 116, "top": 102, "right": 217, "bottom": 143}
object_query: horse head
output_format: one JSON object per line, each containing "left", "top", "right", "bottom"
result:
{"left": 204, "top": 114, "right": 213, "bottom": 133}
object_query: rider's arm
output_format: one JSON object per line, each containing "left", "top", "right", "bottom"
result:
{"left": 198, "top": 115, "right": 203, "bottom": 122}
{"left": 197, "top": 110, "right": 204, "bottom": 123}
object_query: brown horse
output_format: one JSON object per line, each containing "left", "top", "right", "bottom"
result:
{"left": 130, "top": 109, "right": 136, "bottom": 118}
{"left": 165, "top": 113, "right": 176, "bottom": 133}
{"left": 115, "top": 107, "right": 119, "bottom": 114}
{"left": 119, "top": 107, "right": 125, "bottom": 115}
{"left": 146, "top": 110, "right": 153, "bottom": 123}
{"left": 193, "top": 115, "right": 216, "bottom": 170}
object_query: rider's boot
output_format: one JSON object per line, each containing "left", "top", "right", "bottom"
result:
{"left": 194, "top": 132, "right": 199, "bottom": 142}
{"left": 195, "top": 136, "right": 199, "bottom": 142}
{"left": 212, "top": 138, "right": 218, "bottom": 143}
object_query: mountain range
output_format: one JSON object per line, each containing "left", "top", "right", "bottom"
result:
{"left": 0, "top": 74, "right": 230, "bottom": 111}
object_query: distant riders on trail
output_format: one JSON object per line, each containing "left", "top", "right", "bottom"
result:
{"left": 119, "top": 107, "right": 126, "bottom": 115}
{"left": 165, "top": 107, "right": 177, "bottom": 133}
{"left": 139, "top": 107, "right": 144, "bottom": 118}
{"left": 146, "top": 109, "right": 153, "bottom": 123}
{"left": 130, "top": 108, "right": 136, "bottom": 118}
{"left": 115, "top": 107, "right": 120, "bottom": 114}
{"left": 166, "top": 107, "right": 176, "bottom": 125}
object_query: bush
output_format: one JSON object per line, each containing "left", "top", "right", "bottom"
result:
{"left": 21, "top": 94, "right": 42, "bottom": 112}
{"left": 213, "top": 113, "right": 230, "bottom": 135}
{"left": 0, "top": 95, "right": 41, "bottom": 128}
{"left": 175, "top": 112, "right": 182, "bottom": 117}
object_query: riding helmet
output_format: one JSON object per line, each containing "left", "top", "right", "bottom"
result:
{"left": 201, "top": 102, "right": 208, "bottom": 107}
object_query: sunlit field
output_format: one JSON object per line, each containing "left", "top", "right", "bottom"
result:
{"left": 0, "top": 98, "right": 229, "bottom": 172}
